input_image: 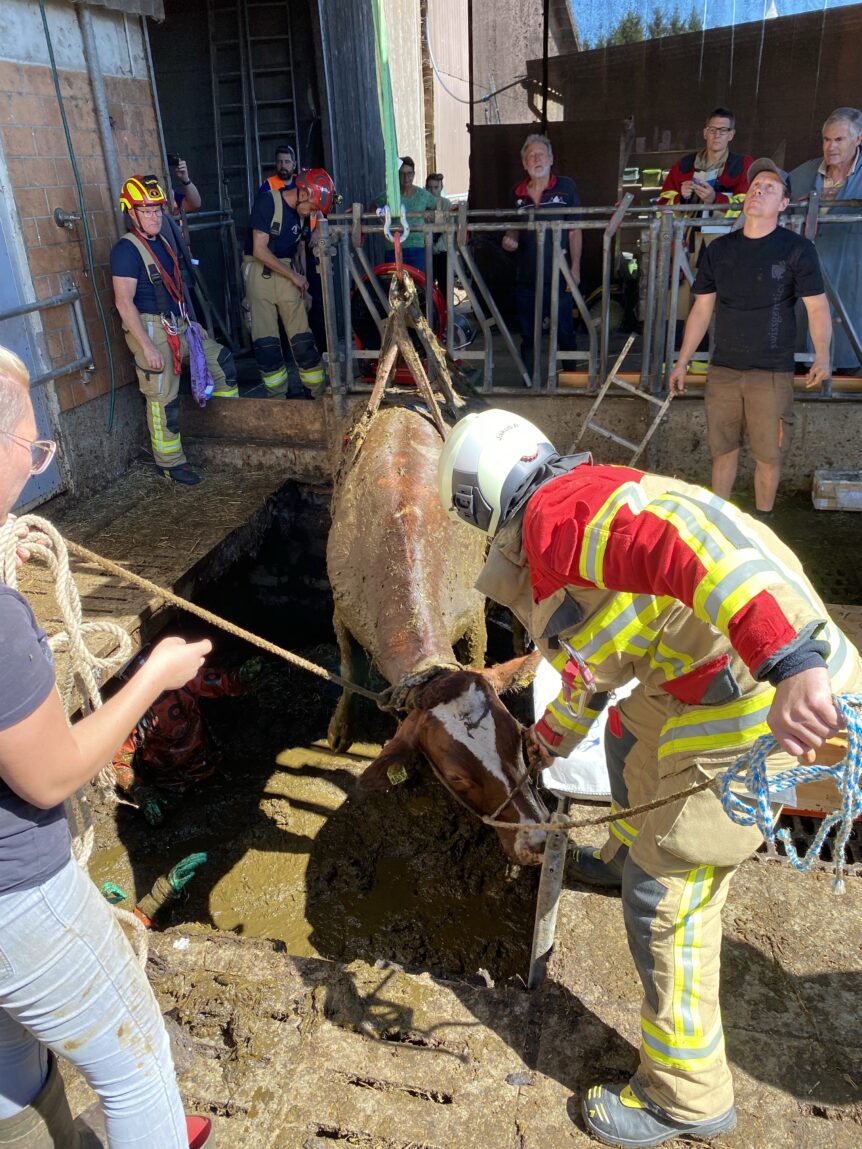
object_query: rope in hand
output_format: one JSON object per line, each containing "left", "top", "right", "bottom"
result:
{"left": 485, "top": 695, "right": 862, "bottom": 895}
{"left": 3, "top": 519, "right": 387, "bottom": 705}
{"left": 0, "top": 514, "right": 148, "bottom": 963}
{"left": 719, "top": 693, "right": 862, "bottom": 894}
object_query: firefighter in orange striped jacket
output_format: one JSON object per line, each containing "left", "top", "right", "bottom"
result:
{"left": 658, "top": 108, "right": 752, "bottom": 209}
{"left": 438, "top": 409, "right": 861, "bottom": 1149}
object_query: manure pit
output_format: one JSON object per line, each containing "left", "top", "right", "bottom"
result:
{"left": 87, "top": 480, "right": 542, "bottom": 983}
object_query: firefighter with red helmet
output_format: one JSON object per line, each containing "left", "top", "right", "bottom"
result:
{"left": 110, "top": 176, "right": 238, "bottom": 485}
{"left": 110, "top": 646, "right": 262, "bottom": 825}
{"left": 242, "top": 167, "right": 336, "bottom": 399}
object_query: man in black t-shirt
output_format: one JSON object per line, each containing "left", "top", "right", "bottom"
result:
{"left": 669, "top": 158, "right": 832, "bottom": 516}
{"left": 502, "top": 134, "right": 582, "bottom": 379}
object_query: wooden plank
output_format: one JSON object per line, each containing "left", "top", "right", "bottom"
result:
{"left": 18, "top": 463, "right": 293, "bottom": 714}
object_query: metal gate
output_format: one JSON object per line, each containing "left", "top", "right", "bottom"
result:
{"left": 0, "top": 173, "right": 66, "bottom": 509}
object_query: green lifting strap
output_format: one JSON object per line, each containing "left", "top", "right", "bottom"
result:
{"left": 370, "top": 0, "right": 402, "bottom": 226}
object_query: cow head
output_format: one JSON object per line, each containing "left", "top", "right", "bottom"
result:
{"left": 359, "top": 653, "right": 549, "bottom": 864}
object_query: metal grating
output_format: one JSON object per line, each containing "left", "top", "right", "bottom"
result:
{"left": 754, "top": 814, "right": 862, "bottom": 877}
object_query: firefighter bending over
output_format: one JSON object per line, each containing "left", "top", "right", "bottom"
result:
{"left": 438, "top": 408, "right": 862, "bottom": 1149}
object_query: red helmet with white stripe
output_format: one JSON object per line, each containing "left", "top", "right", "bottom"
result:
{"left": 295, "top": 168, "right": 336, "bottom": 215}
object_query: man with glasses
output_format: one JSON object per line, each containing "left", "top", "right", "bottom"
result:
{"left": 669, "top": 160, "right": 831, "bottom": 517}
{"left": 659, "top": 108, "right": 752, "bottom": 208}
{"left": 0, "top": 429, "right": 56, "bottom": 478}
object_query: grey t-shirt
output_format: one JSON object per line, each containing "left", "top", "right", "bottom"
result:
{"left": 0, "top": 584, "right": 70, "bottom": 893}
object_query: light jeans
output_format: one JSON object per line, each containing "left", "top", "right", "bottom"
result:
{"left": 0, "top": 856, "right": 187, "bottom": 1147}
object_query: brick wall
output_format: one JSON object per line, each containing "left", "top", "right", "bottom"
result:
{"left": 0, "top": 58, "right": 161, "bottom": 414}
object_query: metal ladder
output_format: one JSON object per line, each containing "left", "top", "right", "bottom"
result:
{"left": 207, "top": 0, "right": 300, "bottom": 234}
{"left": 572, "top": 334, "right": 673, "bottom": 465}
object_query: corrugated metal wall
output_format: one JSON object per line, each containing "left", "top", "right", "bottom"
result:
{"left": 426, "top": 0, "right": 469, "bottom": 195}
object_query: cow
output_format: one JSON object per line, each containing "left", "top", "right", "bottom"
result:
{"left": 326, "top": 404, "right": 549, "bottom": 864}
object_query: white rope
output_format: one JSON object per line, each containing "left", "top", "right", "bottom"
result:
{"left": 1, "top": 514, "right": 146, "bottom": 964}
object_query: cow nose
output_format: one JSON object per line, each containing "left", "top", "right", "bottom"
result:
{"left": 514, "top": 825, "right": 549, "bottom": 864}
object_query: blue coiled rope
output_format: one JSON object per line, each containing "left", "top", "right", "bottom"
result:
{"left": 719, "top": 693, "right": 862, "bottom": 894}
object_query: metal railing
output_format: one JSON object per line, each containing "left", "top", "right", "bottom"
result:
{"left": 0, "top": 272, "right": 93, "bottom": 387}
{"left": 312, "top": 199, "right": 862, "bottom": 407}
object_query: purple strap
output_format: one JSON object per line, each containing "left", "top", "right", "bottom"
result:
{"left": 186, "top": 322, "right": 215, "bottom": 407}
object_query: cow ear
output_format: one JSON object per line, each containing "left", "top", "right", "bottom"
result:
{"left": 482, "top": 650, "right": 543, "bottom": 695}
{"left": 357, "top": 709, "right": 423, "bottom": 791}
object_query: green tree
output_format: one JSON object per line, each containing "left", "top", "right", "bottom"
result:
{"left": 587, "top": 3, "right": 702, "bottom": 47}
{"left": 648, "top": 7, "right": 670, "bottom": 37}
{"left": 608, "top": 8, "right": 647, "bottom": 44}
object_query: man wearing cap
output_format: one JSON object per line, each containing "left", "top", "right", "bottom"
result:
{"left": 669, "top": 158, "right": 831, "bottom": 517}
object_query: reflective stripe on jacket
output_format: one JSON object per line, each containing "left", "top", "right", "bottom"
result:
{"left": 476, "top": 466, "right": 860, "bottom": 760}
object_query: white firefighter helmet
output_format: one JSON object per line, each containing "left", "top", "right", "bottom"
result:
{"left": 438, "top": 410, "right": 556, "bottom": 535}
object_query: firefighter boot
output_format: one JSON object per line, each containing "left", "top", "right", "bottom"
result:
{"left": 582, "top": 1081, "right": 736, "bottom": 1147}
{"left": 0, "top": 1053, "right": 102, "bottom": 1147}
{"left": 566, "top": 844, "right": 624, "bottom": 889}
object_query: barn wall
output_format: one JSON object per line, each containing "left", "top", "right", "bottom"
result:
{"left": 0, "top": 0, "right": 161, "bottom": 492}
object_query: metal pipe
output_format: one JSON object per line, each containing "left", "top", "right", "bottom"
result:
{"left": 600, "top": 192, "right": 633, "bottom": 381}
{"left": 445, "top": 227, "right": 455, "bottom": 355}
{"left": 0, "top": 289, "right": 80, "bottom": 323}
{"left": 353, "top": 246, "right": 390, "bottom": 313}
{"left": 78, "top": 7, "right": 125, "bottom": 239}
{"left": 140, "top": 17, "right": 172, "bottom": 215}
{"left": 228, "top": 218, "right": 247, "bottom": 349}
{"left": 348, "top": 260, "right": 386, "bottom": 338}
{"left": 650, "top": 211, "right": 673, "bottom": 394}
{"left": 340, "top": 228, "right": 354, "bottom": 408}
{"left": 30, "top": 356, "right": 94, "bottom": 389}
{"left": 532, "top": 217, "right": 545, "bottom": 388}
{"left": 467, "top": 0, "right": 474, "bottom": 134}
{"left": 557, "top": 252, "right": 595, "bottom": 386}
{"left": 663, "top": 217, "right": 686, "bottom": 394}
{"left": 541, "top": 0, "right": 550, "bottom": 134}
{"left": 639, "top": 218, "right": 660, "bottom": 392}
{"left": 316, "top": 216, "right": 341, "bottom": 400}
{"left": 547, "top": 224, "right": 561, "bottom": 390}
{"left": 453, "top": 249, "right": 494, "bottom": 390}
{"left": 457, "top": 240, "right": 530, "bottom": 388}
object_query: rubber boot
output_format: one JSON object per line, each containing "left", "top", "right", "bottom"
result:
{"left": 582, "top": 1080, "right": 736, "bottom": 1147}
{"left": 566, "top": 844, "right": 624, "bottom": 889}
{"left": 0, "top": 1053, "right": 101, "bottom": 1147}
{"left": 76, "top": 1105, "right": 212, "bottom": 1148}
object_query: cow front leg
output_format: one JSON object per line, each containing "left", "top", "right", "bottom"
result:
{"left": 461, "top": 611, "right": 487, "bottom": 669}
{"left": 328, "top": 612, "right": 361, "bottom": 752}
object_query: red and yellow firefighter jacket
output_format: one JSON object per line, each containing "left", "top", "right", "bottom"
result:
{"left": 475, "top": 466, "right": 861, "bottom": 766}
{"left": 658, "top": 151, "right": 752, "bottom": 207}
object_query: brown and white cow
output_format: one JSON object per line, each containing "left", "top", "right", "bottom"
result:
{"left": 326, "top": 405, "right": 549, "bottom": 864}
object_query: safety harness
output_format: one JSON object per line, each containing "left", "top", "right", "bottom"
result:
{"left": 123, "top": 226, "right": 214, "bottom": 405}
